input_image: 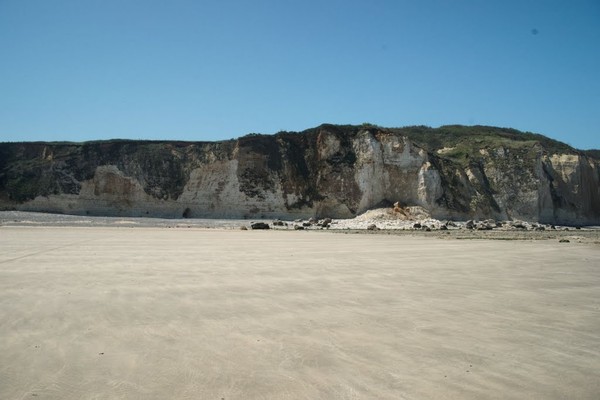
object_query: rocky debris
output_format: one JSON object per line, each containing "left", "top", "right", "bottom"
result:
{"left": 460, "top": 219, "right": 499, "bottom": 230}
{"left": 393, "top": 201, "right": 406, "bottom": 215}
{"left": 559, "top": 239, "right": 570, "bottom": 243}
{"left": 476, "top": 222, "right": 494, "bottom": 230}
{"left": 240, "top": 226, "right": 248, "bottom": 230}
{"left": 185, "top": 208, "right": 588, "bottom": 233}
{"left": 324, "top": 208, "right": 574, "bottom": 233}
{"left": 250, "top": 222, "right": 270, "bottom": 230}
{"left": 280, "top": 217, "right": 334, "bottom": 229}
{"left": 511, "top": 221, "right": 527, "bottom": 230}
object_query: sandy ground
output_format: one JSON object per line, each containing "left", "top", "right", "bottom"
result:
{"left": 1, "top": 226, "right": 599, "bottom": 400}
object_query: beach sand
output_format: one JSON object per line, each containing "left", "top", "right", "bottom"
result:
{"left": 1, "top": 226, "right": 599, "bottom": 399}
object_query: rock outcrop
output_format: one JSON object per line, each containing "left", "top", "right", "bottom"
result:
{"left": 1, "top": 124, "right": 599, "bottom": 225}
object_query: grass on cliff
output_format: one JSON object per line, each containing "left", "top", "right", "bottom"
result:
{"left": 396, "top": 125, "right": 574, "bottom": 153}
{"left": 378, "top": 125, "right": 581, "bottom": 167}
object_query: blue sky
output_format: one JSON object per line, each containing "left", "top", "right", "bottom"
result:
{"left": 1, "top": 0, "right": 599, "bottom": 149}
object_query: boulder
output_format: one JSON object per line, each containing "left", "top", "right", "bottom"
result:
{"left": 477, "top": 223, "right": 493, "bottom": 230}
{"left": 512, "top": 221, "right": 527, "bottom": 229}
{"left": 250, "top": 222, "right": 270, "bottom": 230}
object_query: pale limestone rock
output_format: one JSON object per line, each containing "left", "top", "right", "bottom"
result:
{"left": 5, "top": 126, "right": 600, "bottom": 225}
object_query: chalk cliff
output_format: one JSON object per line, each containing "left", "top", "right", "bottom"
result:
{"left": 1, "top": 124, "right": 599, "bottom": 225}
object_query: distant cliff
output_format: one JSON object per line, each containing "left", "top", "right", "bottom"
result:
{"left": 1, "top": 124, "right": 599, "bottom": 225}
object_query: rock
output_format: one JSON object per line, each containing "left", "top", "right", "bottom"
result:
{"left": 308, "top": 217, "right": 318, "bottom": 224}
{"left": 413, "top": 223, "right": 422, "bottom": 229}
{"left": 439, "top": 225, "right": 448, "bottom": 230}
{"left": 321, "top": 218, "right": 332, "bottom": 225}
{"left": 512, "top": 221, "right": 527, "bottom": 229}
{"left": 367, "top": 224, "right": 378, "bottom": 230}
{"left": 477, "top": 223, "right": 493, "bottom": 230}
{"left": 465, "top": 220, "right": 475, "bottom": 229}
{"left": 272, "top": 220, "right": 285, "bottom": 226}
{"left": 559, "top": 239, "right": 570, "bottom": 243}
{"left": 2, "top": 126, "right": 599, "bottom": 226}
{"left": 294, "top": 225, "right": 304, "bottom": 230}
{"left": 240, "top": 226, "right": 248, "bottom": 230}
{"left": 250, "top": 222, "right": 270, "bottom": 230}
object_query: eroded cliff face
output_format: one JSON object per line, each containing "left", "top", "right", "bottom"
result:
{"left": 1, "top": 125, "right": 599, "bottom": 224}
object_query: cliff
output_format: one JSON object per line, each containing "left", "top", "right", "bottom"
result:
{"left": 1, "top": 124, "right": 599, "bottom": 225}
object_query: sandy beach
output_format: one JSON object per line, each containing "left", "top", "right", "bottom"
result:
{"left": 1, "top": 223, "right": 599, "bottom": 399}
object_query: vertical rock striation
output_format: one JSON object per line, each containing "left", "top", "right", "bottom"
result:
{"left": 1, "top": 124, "right": 598, "bottom": 224}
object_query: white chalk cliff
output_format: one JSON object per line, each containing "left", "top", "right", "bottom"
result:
{"left": 1, "top": 124, "right": 598, "bottom": 225}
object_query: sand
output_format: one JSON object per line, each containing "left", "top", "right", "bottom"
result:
{"left": 1, "top": 226, "right": 599, "bottom": 399}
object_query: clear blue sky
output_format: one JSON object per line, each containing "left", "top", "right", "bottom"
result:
{"left": 1, "top": 0, "right": 599, "bottom": 149}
